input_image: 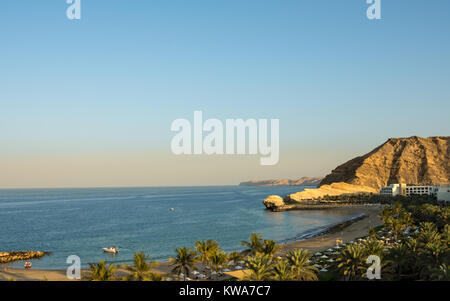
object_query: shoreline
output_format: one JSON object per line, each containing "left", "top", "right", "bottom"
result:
{"left": 280, "top": 204, "right": 383, "bottom": 254}
{"left": 0, "top": 204, "right": 383, "bottom": 281}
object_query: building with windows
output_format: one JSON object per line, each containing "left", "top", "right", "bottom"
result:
{"left": 437, "top": 185, "right": 450, "bottom": 203}
{"left": 379, "top": 184, "right": 438, "bottom": 197}
{"left": 405, "top": 185, "right": 437, "bottom": 196}
{"left": 380, "top": 184, "right": 406, "bottom": 196}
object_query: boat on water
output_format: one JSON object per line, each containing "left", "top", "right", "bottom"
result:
{"left": 102, "top": 246, "right": 119, "bottom": 254}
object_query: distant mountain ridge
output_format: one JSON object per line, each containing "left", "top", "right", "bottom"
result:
{"left": 240, "top": 177, "right": 323, "bottom": 187}
{"left": 320, "top": 136, "right": 450, "bottom": 190}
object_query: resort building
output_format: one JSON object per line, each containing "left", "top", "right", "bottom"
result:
{"left": 405, "top": 185, "right": 438, "bottom": 196}
{"left": 437, "top": 185, "right": 450, "bottom": 203}
{"left": 379, "top": 184, "right": 438, "bottom": 197}
{"left": 380, "top": 184, "right": 407, "bottom": 196}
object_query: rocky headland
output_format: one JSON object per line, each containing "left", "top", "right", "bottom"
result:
{"left": 320, "top": 136, "right": 449, "bottom": 190}
{"left": 263, "top": 136, "right": 449, "bottom": 211}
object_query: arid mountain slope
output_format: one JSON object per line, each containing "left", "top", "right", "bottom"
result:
{"left": 320, "top": 136, "right": 450, "bottom": 190}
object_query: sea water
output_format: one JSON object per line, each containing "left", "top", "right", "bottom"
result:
{"left": 0, "top": 186, "right": 355, "bottom": 269}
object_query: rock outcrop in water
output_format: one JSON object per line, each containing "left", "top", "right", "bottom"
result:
{"left": 262, "top": 195, "right": 286, "bottom": 210}
{"left": 320, "top": 136, "right": 450, "bottom": 190}
{"left": 240, "top": 177, "right": 323, "bottom": 187}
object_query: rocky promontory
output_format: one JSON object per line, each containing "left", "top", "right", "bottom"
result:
{"left": 262, "top": 182, "right": 377, "bottom": 211}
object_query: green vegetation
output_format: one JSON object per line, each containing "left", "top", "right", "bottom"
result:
{"left": 85, "top": 260, "right": 117, "bottom": 281}
{"left": 121, "top": 252, "right": 161, "bottom": 281}
{"left": 169, "top": 247, "right": 197, "bottom": 281}
{"left": 318, "top": 192, "right": 438, "bottom": 206}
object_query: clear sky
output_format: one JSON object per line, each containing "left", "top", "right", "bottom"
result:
{"left": 1, "top": 0, "right": 449, "bottom": 188}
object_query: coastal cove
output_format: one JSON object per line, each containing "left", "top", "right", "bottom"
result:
{"left": 0, "top": 186, "right": 376, "bottom": 271}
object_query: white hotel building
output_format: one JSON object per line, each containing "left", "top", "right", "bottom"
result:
{"left": 379, "top": 183, "right": 441, "bottom": 198}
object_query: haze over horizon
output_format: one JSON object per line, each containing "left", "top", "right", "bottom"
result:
{"left": 1, "top": 1, "right": 449, "bottom": 188}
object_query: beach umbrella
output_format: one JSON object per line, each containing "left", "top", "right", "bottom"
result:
{"left": 320, "top": 268, "right": 328, "bottom": 272}
{"left": 238, "top": 261, "right": 245, "bottom": 265}
{"left": 198, "top": 274, "right": 205, "bottom": 279}
{"left": 223, "top": 268, "right": 231, "bottom": 272}
{"left": 320, "top": 255, "right": 328, "bottom": 259}
{"left": 166, "top": 277, "right": 173, "bottom": 281}
{"left": 327, "top": 259, "right": 334, "bottom": 262}
{"left": 235, "top": 266, "right": 243, "bottom": 270}
{"left": 314, "top": 252, "right": 322, "bottom": 256}
{"left": 179, "top": 273, "right": 184, "bottom": 277}
{"left": 191, "top": 270, "right": 199, "bottom": 275}
{"left": 313, "top": 264, "right": 321, "bottom": 268}
{"left": 327, "top": 249, "right": 333, "bottom": 252}
{"left": 334, "top": 246, "right": 341, "bottom": 249}
{"left": 211, "top": 271, "right": 217, "bottom": 275}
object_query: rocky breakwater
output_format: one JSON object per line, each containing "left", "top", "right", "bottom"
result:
{"left": 0, "top": 251, "right": 50, "bottom": 264}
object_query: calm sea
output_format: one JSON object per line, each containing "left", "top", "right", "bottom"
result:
{"left": 0, "top": 186, "right": 355, "bottom": 269}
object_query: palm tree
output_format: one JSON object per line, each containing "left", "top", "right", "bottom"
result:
{"left": 271, "top": 260, "right": 295, "bottom": 281}
{"left": 430, "top": 264, "right": 450, "bottom": 281}
{"left": 335, "top": 244, "right": 367, "bottom": 281}
{"left": 122, "top": 252, "right": 159, "bottom": 281}
{"left": 228, "top": 251, "right": 243, "bottom": 265}
{"left": 285, "top": 249, "right": 318, "bottom": 281}
{"left": 261, "top": 240, "right": 280, "bottom": 257}
{"left": 195, "top": 240, "right": 219, "bottom": 268}
{"left": 416, "top": 222, "right": 444, "bottom": 265}
{"left": 387, "top": 243, "right": 416, "bottom": 279}
{"left": 243, "top": 254, "right": 272, "bottom": 281}
{"left": 364, "top": 237, "right": 385, "bottom": 256}
{"left": 209, "top": 249, "right": 227, "bottom": 273}
{"left": 85, "top": 260, "right": 117, "bottom": 281}
{"left": 169, "top": 247, "right": 197, "bottom": 281}
{"left": 241, "top": 233, "right": 264, "bottom": 255}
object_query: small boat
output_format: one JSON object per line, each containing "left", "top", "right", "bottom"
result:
{"left": 170, "top": 208, "right": 175, "bottom": 211}
{"left": 102, "top": 246, "right": 119, "bottom": 254}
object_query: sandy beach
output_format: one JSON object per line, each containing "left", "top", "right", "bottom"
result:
{"left": 279, "top": 204, "right": 383, "bottom": 254}
{"left": 0, "top": 204, "right": 383, "bottom": 281}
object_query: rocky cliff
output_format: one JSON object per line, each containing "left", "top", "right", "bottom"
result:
{"left": 240, "top": 177, "right": 323, "bottom": 187}
{"left": 262, "top": 182, "right": 377, "bottom": 210}
{"left": 320, "top": 136, "right": 450, "bottom": 190}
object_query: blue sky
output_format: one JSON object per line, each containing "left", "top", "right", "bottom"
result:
{"left": 0, "top": 1, "right": 449, "bottom": 187}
